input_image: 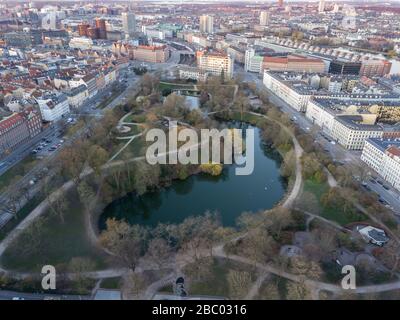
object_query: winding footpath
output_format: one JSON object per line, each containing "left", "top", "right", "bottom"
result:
{"left": 2, "top": 111, "right": 400, "bottom": 299}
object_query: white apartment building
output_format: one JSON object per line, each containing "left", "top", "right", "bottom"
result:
{"left": 67, "top": 84, "right": 89, "bottom": 108}
{"left": 331, "top": 115, "right": 383, "bottom": 150}
{"left": 263, "top": 71, "right": 313, "bottom": 112}
{"left": 245, "top": 48, "right": 263, "bottom": 73}
{"left": 36, "top": 93, "right": 70, "bottom": 122}
{"left": 196, "top": 50, "right": 233, "bottom": 79}
{"left": 306, "top": 99, "right": 337, "bottom": 134}
{"left": 361, "top": 139, "right": 400, "bottom": 192}
{"left": 178, "top": 66, "right": 209, "bottom": 82}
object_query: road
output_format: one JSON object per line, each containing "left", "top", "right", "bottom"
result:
{"left": 241, "top": 69, "right": 400, "bottom": 214}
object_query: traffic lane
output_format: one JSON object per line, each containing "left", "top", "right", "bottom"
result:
{"left": 0, "top": 125, "right": 58, "bottom": 176}
{"left": 366, "top": 179, "right": 400, "bottom": 213}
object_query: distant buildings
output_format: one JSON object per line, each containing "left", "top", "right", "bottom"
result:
{"left": 69, "top": 37, "right": 93, "bottom": 50}
{"left": 196, "top": 49, "right": 233, "bottom": 79}
{"left": 362, "top": 138, "right": 400, "bottom": 192}
{"left": 329, "top": 59, "right": 361, "bottom": 75}
{"left": 132, "top": 45, "right": 170, "bottom": 63}
{"left": 95, "top": 18, "right": 107, "bottom": 40}
{"left": 199, "top": 15, "right": 214, "bottom": 34}
{"left": 122, "top": 12, "right": 136, "bottom": 38}
{"left": 262, "top": 54, "right": 325, "bottom": 73}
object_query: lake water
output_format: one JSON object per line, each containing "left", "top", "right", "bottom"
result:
{"left": 99, "top": 124, "right": 287, "bottom": 229}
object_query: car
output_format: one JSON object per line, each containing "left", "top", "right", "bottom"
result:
{"left": 330, "top": 141, "right": 336, "bottom": 145}
{"left": 370, "top": 179, "right": 377, "bottom": 184}
{"left": 32, "top": 149, "right": 38, "bottom": 154}
{"left": 377, "top": 180, "right": 384, "bottom": 185}
{"left": 383, "top": 185, "right": 390, "bottom": 190}
{"left": 379, "top": 198, "right": 389, "bottom": 205}
{"left": 363, "top": 184, "right": 371, "bottom": 191}
{"left": 12, "top": 297, "right": 25, "bottom": 300}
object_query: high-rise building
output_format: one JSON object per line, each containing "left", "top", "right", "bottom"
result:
{"left": 259, "top": 11, "right": 269, "bottom": 26}
{"left": 95, "top": 18, "right": 107, "bottom": 39}
{"left": 318, "top": 0, "right": 325, "bottom": 13}
{"left": 199, "top": 15, "right": 214, "bottom": 34}
{"left": 78, "top": 23, "right": 90, "bottom": 37}
{"left": 122, "top": 12, "right": 136, "bottom": 38}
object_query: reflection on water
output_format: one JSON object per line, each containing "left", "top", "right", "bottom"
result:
{"left": 99, "top": 125, "right": 287, "bottom": 229}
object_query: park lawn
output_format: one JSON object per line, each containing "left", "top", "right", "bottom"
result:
{"left": 302, "top": 178, "right": 367, "bottom": 226}
{"left": 125, "top": 113, "right": 147, "bottom": 123}
{"left": 113, "top": 135, "right": 148, "bottom": 161}
{"left": 0, "top": 155, "right": 38, "bottom": 192}
{"left": 302, "top": 178, "right": 329, "bottom": 201}
{"left": 188, "top": 258, "right": 257, "bottom": 299}
{"left": 1, "top": 188, "right": 108, "bottom": 272}
{"left": 100, "top": 277, "right": 122, "bottom": 290}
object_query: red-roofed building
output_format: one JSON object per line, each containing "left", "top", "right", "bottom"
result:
{"left": 0, "top": 113, "right": 30, "bottom": 156}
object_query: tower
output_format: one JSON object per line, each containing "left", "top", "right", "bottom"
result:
{"left": 259, "top": 11, "right": 269, "bottom": 26}
{"left": 318, "top": 0, "right": 325, "bottom": 13}
{"left": 122, "top": 12, "right": 136, "bottom": 38}
{"left": 199, "top": 15, "right": 214, "bottom": 34}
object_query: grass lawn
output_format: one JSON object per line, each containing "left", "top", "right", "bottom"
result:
{"left": 124, "top": 113, "right": 146, "bottom": 124}
{"left": 1, "top": 188, "right": 108, "bottom": 272}
{"left": 0, "top": 155, "right": 38, "bottom": 192}
{"left": 188, "top": 258, "right": 257, "bottom": 299}
{"left": 113, "top": 135, "right": 147, "bottom": 161}
{"left": 301, "top": 179, "right": 367, "bottom": 226}
{"left": 100, "top": 277, "right": 122, "bottom": 290}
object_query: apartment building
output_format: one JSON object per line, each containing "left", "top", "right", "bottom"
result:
{"left": 263, "top": 71, "right": 315, "bottom": 112}
{"left": 361, "top": 138, "right": 400, "bottom": 192}
{"left": 360, "top": 59, "right": 392, "bottom": 78}
{"left": 196, "top": 50, "right": 234, "bottom": 79}
{"left": 331, "top": 115, "right": 383, "bottom": 150}
{"left": 0, "top": 108, "right": 42, "bottom": 156}
{"left": 178, "top": 66, "right": 209, "bottom": 82}
{"left": 67, "top": 84, "right": 89, "bottom": 108}
{"left": 132, "top": 45, "right": 170, "bottom": 63}
{"left": 36, "top": 93, "right": 70, "bottom": 122}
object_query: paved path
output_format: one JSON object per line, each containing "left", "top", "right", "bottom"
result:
{"left": 245, "top": 272, "right": 269, "bottom": 300}
{"left": 247, "top": 111, "right": 304, "bottom": 209}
